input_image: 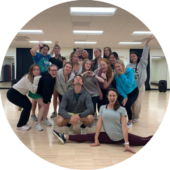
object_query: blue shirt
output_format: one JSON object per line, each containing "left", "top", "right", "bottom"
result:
{"left": 115, "top": 67, "right": 137, "bottom": 99}
{"left": 32, "top": 52, "right": 51, "bottom": 74}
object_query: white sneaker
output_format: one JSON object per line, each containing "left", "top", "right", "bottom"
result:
{"left": 127, "top": 122, "right": 133, "bottom": 129}
{"left": 42, "top": 119, "right": 52, "bottom": 126}
{"left": 68, "top": 125, "right": 74, "bottom": 134}
{"left": 35, "top": 123, "right": 43, "bottom": 131}
{"left": 17, "top": 124, "right": 30, "bottom": 131}
{"left": 132, "top": 119, "right": 139, "bottom": 123}
{"left": 25, "top": 124, "right": 31, "bottom": 129}
{"left": 80, "top": 128, "right": 86, "bottom": 135}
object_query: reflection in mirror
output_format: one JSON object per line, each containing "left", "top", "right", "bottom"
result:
{"left": 150, "top": 56, "right": 169, "bottom": 89}
{"left": 0, "top": 56, "right": 15, "bottom": 88}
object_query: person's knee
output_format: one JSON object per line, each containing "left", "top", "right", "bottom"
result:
{"left": 56, "top": 116, "right": 65, "bottom": 127}
{"left": 87, "top": 115, "right": 94, "bottom": 124}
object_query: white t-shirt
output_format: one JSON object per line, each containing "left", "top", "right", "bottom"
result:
{"left": 99, "top": 105, "right": 127, "bottom": 141}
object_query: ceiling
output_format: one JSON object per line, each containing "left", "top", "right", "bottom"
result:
{"left": 10, "top": 0, "right": 161, "bottom": 49}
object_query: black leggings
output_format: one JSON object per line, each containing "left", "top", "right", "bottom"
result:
{"left": 6, "top": 88, "right": 32, "bottom": 127}
{"left": 91, "top": 96, "right": 99, "bottom": 113}
{"left": 98, "top": 88, "right": 109, "bottom": 110}
{"left": 118, "top": 87, "right": 139, "bottom": 121}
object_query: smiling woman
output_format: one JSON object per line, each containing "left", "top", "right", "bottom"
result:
{"left": 1, "top": 0, "right": 169, "bottom": 169}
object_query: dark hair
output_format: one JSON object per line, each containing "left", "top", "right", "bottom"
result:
{"left": 110, "top": 52, "right": 119, "bottom": 60}
{"left": 73, "top": 74, "right": 84, "bottom": 83}
{"left": 130, "top": 51, "right": 140, "bottom": 72}
{"left": 48, "top": 64, "right": 57, "bottom": 71}
{"left": 104, "top": 47, "right": 112, "bottom": 59}
{"left": 39, "top": 44, "right": 50, "bottom": 52}
{"left": 107, "top": 88, "right": 120, "bottom": 111}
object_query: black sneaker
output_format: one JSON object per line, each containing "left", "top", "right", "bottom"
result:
{"left": 53, "top": 130, "right": 66, "bottom": 144}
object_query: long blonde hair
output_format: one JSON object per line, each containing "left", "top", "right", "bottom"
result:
{"left": 27, "top": 64, "right": 40, "bottom": 83}
{"left": 114, "top": 60, "right": 127, "bottom": 75}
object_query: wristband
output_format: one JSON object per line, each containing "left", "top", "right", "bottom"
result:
{"left": 124, "top": 142, "right": 129, "bottom": 145}
{"left": 104, "top": 78, "right": 107, "bottom": 81}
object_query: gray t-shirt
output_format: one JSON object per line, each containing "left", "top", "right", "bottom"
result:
{"left": 83, "top": 75, "right": 100, "bottom": 97}
{"left": 126, "top": 45, "right": 149, "bottom": 88}
{"left": 99, "top": 105, "right": 127, "bottom": 141}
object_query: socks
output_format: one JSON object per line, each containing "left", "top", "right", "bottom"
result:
{"left": 80, "top": 124, "right": 86, "bottom": 128}
{"left": 66, "top": 123, "right": 72, "bottom": 127}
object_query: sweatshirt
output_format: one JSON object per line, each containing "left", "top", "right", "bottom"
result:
{"left": 115, "top": 67, "right": 137, "bottom": 99}
{"left": 13, "top": 75, "right": 41, "bottom": 95}
{"left": 126, "top": 45, "right": 149, "bottom": 88}
{"left": 55, "top": 68, "right": 75, "bottom": 96}
{"left": 36, "top": 71, "right": 55, "bottom": 104}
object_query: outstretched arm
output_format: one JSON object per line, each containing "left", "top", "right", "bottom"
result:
{"left": 139, "top": 35, "right": 153, "bottom": 68}
{"left": 30, "top": 41, "right": 43, "bottom": 57}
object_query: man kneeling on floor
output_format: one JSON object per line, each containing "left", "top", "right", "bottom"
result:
{"left": 55, "top": 75, "right": 94, "bottom": 134}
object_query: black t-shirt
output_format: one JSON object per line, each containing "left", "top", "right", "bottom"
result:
{"left": 49, "top": 56, "right": 66, "bottom": 70}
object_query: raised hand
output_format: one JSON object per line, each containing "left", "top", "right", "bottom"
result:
{"left": 124, "top": 145, "right": 136, "bottom": 154}
{"left": 55, "top": 41, "right": 59, "bottom": 45}
{"left": 146, "top": 35, "right": 153, "bottom": 45}
{"left": 39, "top": 41, "right": 44, "bottom": 47}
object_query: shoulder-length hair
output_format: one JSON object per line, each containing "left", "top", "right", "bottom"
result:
{"left": 69, "top": 51, "right": 79, "bottom": 64}
{"left": 114, "top": 60, "right": 127, "bottom": 75}
{"left": 104, "top": 47, "right": 112, "bottom": 58}
{"left": 107, "top": 88, "right": 120, "bottom": 111}
{"left": 27, "top": 64, "right": 40, "bottom": 83}
{"left": 101, "top": 58, "right": 112, "bottom": 80}
{"left": 82, "top": 59, "right": 92, "bottom": 73}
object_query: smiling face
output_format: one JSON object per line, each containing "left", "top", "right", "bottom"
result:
{"left": 48, "top": 66, "right": 57, "bottom": 78}
{"left": 40, "top": 47, "right": 49, "bottom": 56}
{"left": 94, "top": 49, "right": 101, "bottom": 59}
{"left": 84, "top": 60, "right": 92, "bottom": 71}
{"left": 109, "top": 54, "right": 117, "bottom": 65}
{"left": 73, "top": 75, "right": 83, "bottom": 85}
{"left": 76, "top": 48, "right": 82, "bottom": 56}
{"left": 54, "top": 46, "right": 61, "bottom": 55}
{"left": 130, "top": 53, "right": 138, "bottom": 63}
{"left": 104, "top": 48, "right": 110, "bottom": 58}
{"left": 72, "top": 53, "right": 79, "bottom": 63}
{"left": 63, "top": 63, "right": 72, "bottom": 75}
{"left": 32, "top": 66, "right": 40, "bottom": 76}
{"left": 100, "top": 61, "right": 108, "bottom": 73}
{"left": 114, "top": 63, "right": 124, "bottom": 73}
{"left": 107, "top": 90, "right": 118, "bottom": 105}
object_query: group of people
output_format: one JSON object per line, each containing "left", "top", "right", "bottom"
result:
{"left": 7, "top": 36, "right": 153, "bottom": 153}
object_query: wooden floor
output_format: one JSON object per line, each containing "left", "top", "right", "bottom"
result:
{"left": 1, "top": 90, "right": 169, "bottom": 170}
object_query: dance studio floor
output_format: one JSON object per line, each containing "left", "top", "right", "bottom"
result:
{"left": 1, "top": 90, "right": 169, "bottom": 169}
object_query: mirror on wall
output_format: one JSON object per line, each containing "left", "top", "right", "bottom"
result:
{"left": 0, "top": 56, "right": 15, "bottom": 88}
{"left": 150, "top": 56, "right": 169, "bottom": 89}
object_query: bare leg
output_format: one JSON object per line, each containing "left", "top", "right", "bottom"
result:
{"left": 31, "top": 99, "right": 37, "bottom": 116}
{"left": 80, "top": 115, "right": 94, "bottom": 126}
{"left": 53, "top": 89, "right": 58, "bottom": 113}
{"left": 56, "top": 116, "right": 70, "bottom": 127}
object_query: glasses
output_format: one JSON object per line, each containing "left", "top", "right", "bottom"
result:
{"left": 50, "top": 70, "right": 57, "bottom": 72}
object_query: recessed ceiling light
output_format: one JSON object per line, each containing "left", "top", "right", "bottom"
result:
{"left": 119, "top": 42, "right": 142, "bottom": 45}
{"left": 73, "top": 30, "right": 103, "bottom": 34}
{"left": 70, "top": 7, "right": 117, "bottom": 16}
{"left": 19, "top": 30, "right": 43, "bottom": 34}
{"left": 74, "top": 41, "right": 97, "bottom": 44}
{"left": 132, "top": 31, "right": 152, "bottom": 35}
{"left": 29, "top": 41, "right": 52, "bottom": 44}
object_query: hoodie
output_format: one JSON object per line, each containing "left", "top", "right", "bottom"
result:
{"left": 115, "top": 67, "right": 137, "bottom": 99}
{"left": 37, "top": 71, "right": 55, "bottom": 104}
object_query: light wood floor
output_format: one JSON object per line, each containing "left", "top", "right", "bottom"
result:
{"left": 1, "top": 90, "right": 169, "bottom": 170}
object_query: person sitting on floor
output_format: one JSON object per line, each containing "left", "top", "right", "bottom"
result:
{"left": 55, "top": 75, "right": 94, "bottom": 135}
{"left": 53, "top": 88, "right": 153, "bottom": 154}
